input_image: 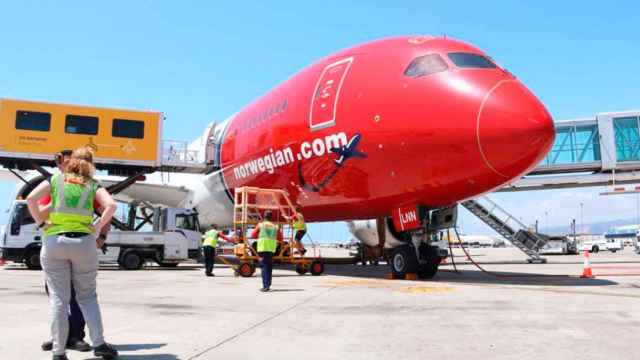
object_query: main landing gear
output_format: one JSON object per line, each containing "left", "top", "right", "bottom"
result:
{"left": 389, "top": 243, "right": 441, "bottom": 279}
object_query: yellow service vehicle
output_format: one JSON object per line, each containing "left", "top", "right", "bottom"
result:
{"left": 0, "top": 98, "right": 163, "bottom": 174}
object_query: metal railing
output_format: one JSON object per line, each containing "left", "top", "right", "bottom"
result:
{"left": 161, "top": 140, "right": 201, "bottom": 165}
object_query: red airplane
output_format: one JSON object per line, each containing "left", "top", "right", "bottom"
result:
{"left": 9, "top": 35, "right": 556, "bottom": 278}
{"left": 216, "top": 35, "right": 554, "bottom": 219}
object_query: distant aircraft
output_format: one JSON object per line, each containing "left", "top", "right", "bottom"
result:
{"left": 9, "top": 36, "right": 555, "bottom": 278}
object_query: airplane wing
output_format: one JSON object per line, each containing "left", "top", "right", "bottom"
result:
{"left": 0, "top": 168, "right": 191, "bottom": 208}
{"left": 97, "top": 176, "right": 190, "bottom": 207}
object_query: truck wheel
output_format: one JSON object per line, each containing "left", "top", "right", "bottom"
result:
{"left": 238, "top": 262, "right": 255, "bottom": 277}
{"left": 309, "top": 260, "right": 324, "bottom": 276}
{"left": 24, "top": 249, "right": 42, "bottom": 270}
{"left": 610, "top": 249, "right": 617, "bottom": 253}
{"left": 120, "top": 251, "right": 143, "bottom": 270}
{"left": 295, "top": 263, "right": 309, "bottom": 275}
{"left": 592, "top": 246, "right": 599, "bottom": 253}
{"left": 390, "top": 245, "right": 418, "bottom": 278}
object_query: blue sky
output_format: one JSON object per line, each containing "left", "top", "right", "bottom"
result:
{"left": 1, "top": 1, "right": 639, "bottom": 241}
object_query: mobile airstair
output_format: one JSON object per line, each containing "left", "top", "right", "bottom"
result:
{"left": 461, "top": 196, "right": 548, "bottom": 263}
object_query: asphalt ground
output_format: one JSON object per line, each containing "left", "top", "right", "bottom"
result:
{"left": 1, "top": 247, "right": 639, "bottom": 360}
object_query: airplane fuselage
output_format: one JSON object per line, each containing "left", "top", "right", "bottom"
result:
{"left": 183, "top": 36, "right": 554, "bottom": 227}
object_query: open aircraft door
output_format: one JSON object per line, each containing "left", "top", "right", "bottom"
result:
{"left": 309, "top": 57, "right": 353, "bottom": 131}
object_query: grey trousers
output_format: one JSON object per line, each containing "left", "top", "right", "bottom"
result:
{"left": 40, "top": 234, "right": 105, "bottom": 355}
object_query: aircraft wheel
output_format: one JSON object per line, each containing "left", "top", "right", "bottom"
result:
{"left": 417, "top": 263, "right": 439, "bottom": 279}
{"left": 295, "top": 263, "right": 309, "bottom": 275}
{"left": 24, "top": 249, "right": 42, "bottom": 270}
{"left": 390, "top": 245, "right": 418, "bottom": 278}
{"left": 238, "top": 262, "right": 256, "bottom": 277}
{"left": 417, "top": 245, "right": 440, "bottom": 279}
{"left": 309, "top": 260, "right": 324, "bottom": 276}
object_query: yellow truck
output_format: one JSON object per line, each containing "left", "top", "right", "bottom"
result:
{"left": 0, "top": 98, "right": 205, "bottom": 175}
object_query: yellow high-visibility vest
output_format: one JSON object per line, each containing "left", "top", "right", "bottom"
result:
{"left": 202, "top": 229, "right": 219, "bottom": 247}
{"left": 257, "top": 221, "right": 277, "bottom": 253}
{"left": 45, "top": 173, "right": 97, "bottom": 237}
{"left": 293, "top": 213, "right": 306, "bottom": 231}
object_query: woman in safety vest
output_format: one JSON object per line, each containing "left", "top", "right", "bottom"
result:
{"left": 289, "top": 210, "right": 307, "bottom": 255}
{"left": 249, "top": 210, "right": 283, "bottom": 292}
{"left": 27, "top": 147, "right": 118, "bottom": 360}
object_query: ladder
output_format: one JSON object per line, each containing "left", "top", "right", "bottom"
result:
{"left": 460, "top": 196, "right": 548, "bottom": 263}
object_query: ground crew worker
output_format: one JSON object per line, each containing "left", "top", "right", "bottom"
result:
{"left": 26, "top": 147, "right": 118, "bottom": 360}
{"left": 202, "top": 226, "right": 230, "bottom": 277}
{"left": 250, "top": 210, "right": 283, "bottom": 292}
{"left": 291, "top": 211, "right": 307, "bottom": 255}
{"left": 39, "top": 150, "right": 91, "bottom": 353}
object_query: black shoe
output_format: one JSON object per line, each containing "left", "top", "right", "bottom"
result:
{"left": 67, "top": 339, "right": 91, "bottom": 352}
{"left": 52, "top": 355, "right": 69, "bottom": 360}
{"left": 94, "top": 343, "right": 118, "bottom": 359}
{"left": 260, "top": 287, "right": 270, "bottom": 292}
{"left": 42, "top": 341, "right": 53, "bottom": 351}
{"left": 206, "top": 273, "right": 214, "bottom": 277}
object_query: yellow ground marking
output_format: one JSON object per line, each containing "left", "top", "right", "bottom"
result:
{"left": 395, "top": 286, "right": 456, "bottom": 294}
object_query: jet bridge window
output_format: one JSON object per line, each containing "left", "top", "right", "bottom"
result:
{"left": 65, "top": 115, "right": 99, "bottom": 135}
{"left": 112, "top": 118, "right": 144, "bottom": 139}
{"left": 447, "top": 52, "right": 497, "bottom": 69}
{"left": 404, "top": 54, "right": 448, "bottom": 78}
{"left": 15, "top": 110, "right": 51, "bottom": 132}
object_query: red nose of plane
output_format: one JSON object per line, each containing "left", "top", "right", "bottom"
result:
{"left": 477, "top": 80, "right": 555, "bottom": 179}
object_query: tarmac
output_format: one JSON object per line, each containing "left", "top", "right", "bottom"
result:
{"left": 1, "top": 247, "right": 640, "bottom": 360}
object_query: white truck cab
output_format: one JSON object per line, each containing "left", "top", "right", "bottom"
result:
{"left": 0, "top": 200, "right": 202, "bottom": 270}
{"left": 580, "top": 237, "right": 623, "bottom": 253}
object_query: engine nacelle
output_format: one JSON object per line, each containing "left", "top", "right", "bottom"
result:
{"left": 347, "top": 218, "right": 411, "bottom": 249}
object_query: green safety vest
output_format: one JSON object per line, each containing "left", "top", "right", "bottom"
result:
{"left": 45, "top": 173, "right": 98, "bottom": 237}
{"left": 257, "top": 221, "right": 277, "bottom": 253}
{"left": 202, "top": 229, "right": 219, "bottom": 247}
{"left": 293, "top": 214, "right": 306, "bottom": 231}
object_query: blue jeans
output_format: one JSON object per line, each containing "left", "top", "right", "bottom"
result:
{"left": 259, "top": 252, "right": 273, "bottom": 289}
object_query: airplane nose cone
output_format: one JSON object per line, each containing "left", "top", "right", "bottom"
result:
{"left": 477, "top": 80, "right": 555, "bottom": 179}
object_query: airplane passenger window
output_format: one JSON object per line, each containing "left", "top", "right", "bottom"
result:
{"left": 112, "top": 118, "right": 144, "bottom": 139}
{"left": 447, "top": 52, "right": 497, "bottom": 69}
{"left": 404, "top": 54, "right": 448, "bottom": 78}
{"left": 15, "top": 110, "right": 51, "bottom": 132}
{"left": 65, "top": 115, "right": 99, "bottom": 135}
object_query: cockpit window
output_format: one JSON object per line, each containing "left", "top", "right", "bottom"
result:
{"left": 447, "top": 52, "right": 497, "bottom": 69}
{"left": 404, "top": 54, "right": 448, "bottom": 78}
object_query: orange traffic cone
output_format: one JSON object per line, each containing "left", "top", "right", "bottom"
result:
{"left": 580, "top": 250, "right": 594, "bottom": 278}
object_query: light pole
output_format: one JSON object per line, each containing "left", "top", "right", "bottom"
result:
{"left": 544, "top": 211, "right": 549, "bottom": 234}
{"left": 580, "top": 202, "right": 584, "bottom": 234}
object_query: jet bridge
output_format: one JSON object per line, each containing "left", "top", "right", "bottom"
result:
{"left": 503, "top": 110, "right": 640, "bottom": 191}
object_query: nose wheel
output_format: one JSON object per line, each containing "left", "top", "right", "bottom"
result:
{"left": 390, "top": 245, "right": 418, "bottom": 278}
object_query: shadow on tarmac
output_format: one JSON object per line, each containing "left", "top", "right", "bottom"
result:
{"left": 87, "top": 355, "right": 179, "bottom": 360}
{"left": 317, "top": 264, "right": 619, "bottom": 287}
{"left": 115, "top": 343, "right": 167, "bottom": 351}
{"left": 82, "top": 343, "right": 179, "bottom": 360}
